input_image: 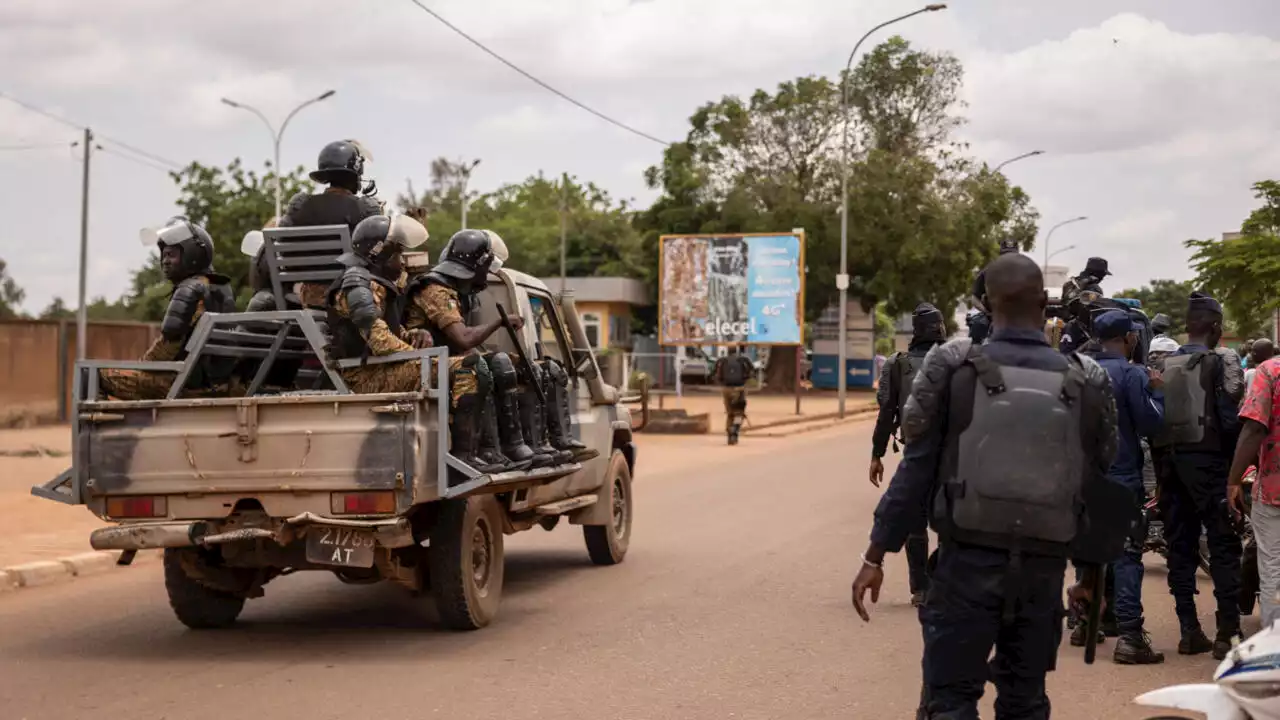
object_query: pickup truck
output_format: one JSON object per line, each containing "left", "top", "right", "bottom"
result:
{"left": 34, "top": 224, "right": 636, "bottom": 631}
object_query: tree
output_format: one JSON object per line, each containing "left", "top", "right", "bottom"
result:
{"left": 635, "top": 38, "right": 1038, "bottom": 390}
{"left": 123, "top": 159, "right": 314, "bottom": 319}
{"left": 1117, "top": 279, "right": 1196, "bottom": 336}
{"left": 1186, "top": 180, "right": 1280, "bottom": 339}
{"left": 398, "top": 165, "right": 643, "bottom": 280}
{"left": 0, "top": 259, "right": 24, "bottom": 319}
{"left": 39, "top": 296, "right": 134, "bottom": 322}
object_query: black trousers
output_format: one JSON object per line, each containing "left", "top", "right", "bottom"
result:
{"left": 920, "top": 543, "right": 1066, "bottom": 720}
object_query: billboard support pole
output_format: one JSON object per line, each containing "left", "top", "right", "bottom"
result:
{"left": 795, "top": 345, "right": 802, "bottom": 415}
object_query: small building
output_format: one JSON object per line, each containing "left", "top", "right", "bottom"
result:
{"left": 537, "top": 277, "right": 651, "bottom": 351}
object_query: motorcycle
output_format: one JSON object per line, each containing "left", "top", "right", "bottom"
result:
{"left": 1134, "top": 620, "right": 1280, "bottom": 720}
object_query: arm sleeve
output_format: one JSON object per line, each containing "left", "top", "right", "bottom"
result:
{"left": 336, "top": 286, "right": 412, "bottom": 356}
{"left": 160, "top": 278, "right": 208, "bottom": 342}
{"left": 871, "top": 354, "right": 900, "bottom": 458}
{"left": 418, "top": 286, "right": 465, "bottom": 331}
{"left": 1240, "top": 363, "right": 1274, "bottom": 428}
{"left": 1215, "top": 356, "right": 1242, "bottom": 438}
{"left": 1219, "top": 348, "right": 1245, "bottom": 403}
{"left": 1128, "top": 366, "right": 1165, "bottom": 438}
{"left": 1079, "top": 354, "right": 1118, "bottom": 476}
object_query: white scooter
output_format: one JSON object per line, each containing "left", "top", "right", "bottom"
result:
{"left": 1134, "top": 621, "right": 1280, "bottom": 719}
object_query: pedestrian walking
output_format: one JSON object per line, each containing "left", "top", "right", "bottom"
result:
{"left": 1230, "top": 354, "right": 1280, "bottom": 629}
{"left": 851, "top": 254, "right": 1125, "bottom": 719}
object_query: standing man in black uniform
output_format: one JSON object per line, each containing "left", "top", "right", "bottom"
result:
{"left": 1058, "top": 257, "right": 1110, "bottom": 355}
{"left": 247, "top": 140, "right": 384, "bottom": 312}
{"left": 852, "top": 254, "right": 1121, "bottom": 719}
{"left": 1153, "top": 291, "right": 1245, "bottom": 659}
{"left": 869, "top": 302, "right": 946, "bottom": 607}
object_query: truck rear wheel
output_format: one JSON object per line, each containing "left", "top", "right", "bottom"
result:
{"left": 584, "top": 450, "right": 632, "bottom": 566}
{"left": 429, "top": 496, "right": 505, "bottom": 631}
{"left": 163, "top": 548, "right": 246, "bottom": 629}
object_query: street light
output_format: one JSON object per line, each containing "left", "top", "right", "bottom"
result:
{"left": 994, "top": 149, "right": 1045, "bottom": 172}
{"left": 1046, "top": 244, "right": 1076, "bottom": 264}
{"left": 459, "top": 158, "right": 481, "bottom": 230}
{"left": 1041, "top": 216, "right": 1088, "bottom": 270}
{"left": 838, "top": 3, "right": 947, "bottom": 418}
{"left": 221, "top": 90, "right": 337, "bottom": 219}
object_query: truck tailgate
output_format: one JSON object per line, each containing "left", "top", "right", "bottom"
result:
{"left": 83, "top": 396, "right": 418, "bottom": 496}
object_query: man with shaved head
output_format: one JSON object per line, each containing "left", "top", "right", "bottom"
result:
{"left": 852, "top": 254, "right": 1123, "bottom": 719}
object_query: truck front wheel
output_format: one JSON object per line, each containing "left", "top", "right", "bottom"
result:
{"left": 428, "top": 496, "right": 505, "bottom": 631}
{"left": 163, "top": 548, "right": 246, "bottom": 629}
{"left": 584, "top": 450, "right": 632, "bottom": 566}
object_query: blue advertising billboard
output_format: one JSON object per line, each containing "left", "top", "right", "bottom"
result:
{"left": 659, "top": 233, "right": 805, "bottom": 346}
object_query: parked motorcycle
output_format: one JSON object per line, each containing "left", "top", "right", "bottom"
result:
{"left": 1134, "top": 620, "right": 1280, "bottom": 720}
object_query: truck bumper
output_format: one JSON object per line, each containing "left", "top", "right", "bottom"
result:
{"left": 89, "top": 513, "right": 415, "bottom": 551}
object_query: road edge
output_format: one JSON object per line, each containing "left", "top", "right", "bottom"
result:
{"left": 1, "top": 549, "right": 158, "bottom": 593}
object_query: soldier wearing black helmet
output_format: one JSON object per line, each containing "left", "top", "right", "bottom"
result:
{"left": 275, "top": 140, "right": 384, "bottom": 309}
{"left": 1059, "top": 257, "right": 1111, "bottom": 355}
{"left": 99, "top": 218, "right": 237, "bottom": 399}
{"left": 325, "top": 214, "right": 431, "bottom": 395}
{"left": 402, "top": 229, "right": 547, "bottom": 472}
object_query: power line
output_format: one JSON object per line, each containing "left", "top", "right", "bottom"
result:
{"left": 0, "top": 141, "right": 73, "bottom": 152}
{"left": 97, "top": 145, "right": 178, "bottom": 175}
{"left": 403, "top": 0, "right": 672, "bottom": 147}
{"left": 0, "top": 90, "right": 185, "bottom": 170}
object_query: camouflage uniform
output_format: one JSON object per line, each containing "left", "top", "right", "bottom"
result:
{"left": 405, "top": 283, "right": 480, "bottom": 408}
{"left": 99, "top": 276, "right": 216, "bottom": 400}
{"left": 332, "top": 283, "right": 425, "bottom": 394}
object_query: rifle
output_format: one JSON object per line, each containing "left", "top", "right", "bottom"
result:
{"left": 495, "top": 302, "right": 548, "bottom": 407}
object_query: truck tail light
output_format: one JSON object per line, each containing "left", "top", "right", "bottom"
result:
{"left": 332, "top": 491, "right": 396, "bottom": 515}
{"left": 106, "top": 496, "right": 166, "bottom": 518}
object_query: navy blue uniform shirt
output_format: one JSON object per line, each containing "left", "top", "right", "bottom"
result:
{"left": 1093, "top": 350, "right": 1163, "bottom": 479}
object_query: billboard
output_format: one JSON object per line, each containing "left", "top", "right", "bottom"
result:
{"left": 658, "top": 232, "right": 805, "bottom": 346}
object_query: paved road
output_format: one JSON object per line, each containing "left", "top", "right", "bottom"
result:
{"left": 0, "top": 421, "right": 1242, "bottom": 719}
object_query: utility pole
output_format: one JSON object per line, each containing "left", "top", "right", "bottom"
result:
{"left": 76, "top": 127, "right": 92, "bottom": 360}
{"left": 559, "top": 173, "right": 569, "bottom": 296}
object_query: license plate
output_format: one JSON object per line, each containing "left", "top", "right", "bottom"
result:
{"left": 305, "top": 527, "right": 376, "bottom": 568}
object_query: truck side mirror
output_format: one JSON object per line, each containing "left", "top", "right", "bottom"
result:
{"left": 573, "top": 349, "right": 598, "bottom": 379}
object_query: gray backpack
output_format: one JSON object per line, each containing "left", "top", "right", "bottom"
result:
{"left": 940, "top": 343, "right": 1087, "bottom": 550}
{"left": 1152, "top": 351, "right": 1215, "bottom": 448}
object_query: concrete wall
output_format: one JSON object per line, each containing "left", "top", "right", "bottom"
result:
{"left": 0, "top": 320, "right": 159, "bottom": 426}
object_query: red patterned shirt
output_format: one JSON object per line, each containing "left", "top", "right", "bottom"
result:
{"left": 1239, "top": 357, "right": 1280, "bottom": 506}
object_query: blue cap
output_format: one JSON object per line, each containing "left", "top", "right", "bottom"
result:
{"left": 1095, "top": 310, "right": 1136, "bottom": 340}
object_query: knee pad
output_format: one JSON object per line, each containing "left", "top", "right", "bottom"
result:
{"left": 488, "top": 352, "right": 517, "bottom": 389}
{"left": 465, "top": 354, "right": 494, "bottom": 397}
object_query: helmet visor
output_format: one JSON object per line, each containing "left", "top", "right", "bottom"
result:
{"left": 241, "top": 230, "right": 265, "bottom": 257}
{"left": 140, "top": 221, "right": 196, "bottom": 248}
{"left": 387, "top": 214, "right": 427, "bottom": 250}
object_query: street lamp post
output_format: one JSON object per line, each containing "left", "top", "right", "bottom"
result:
{"left": 994, "top": 150, "right": 1045, "bottom": 172}
{"left": 459, "top": 159, "right": 481, "bottom": 230}
{"left": 838, "top": 3, "right": 947, "bottom": 418}
{"left": 1046, "top": 244, "right": 1076, "bottom": 265}
{"left": 221, "top": 90, "right": 337, "bottom": 220}
{"left": 1041, "top": 216, "right": 1088, "bottom": 271}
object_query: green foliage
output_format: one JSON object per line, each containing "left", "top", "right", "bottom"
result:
{"left": 39, "top": 295, "right": 135, "bottom": 322}
{"left": 874, "top": 303, "right": 896, "bottom": 356}
{"left": 1117, "top": 279, "right": 1196, "bottom": 336}
{"left": 1186, "top": 180, "right": 1280, "bottom": 339}
{"left": 120, "top": 159, "right": 315, "bottom": 320}
{"left": 636, "top": 36, "right": 1038, "bottom": 340}
{"left": 0, "top": 259, "right": 25, "bottom": 319}
{"left": 397, "top": 164, "right": 643, "bottom": 280}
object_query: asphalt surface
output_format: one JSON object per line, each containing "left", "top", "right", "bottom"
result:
{"left": 0, "top": 421, "right": 1243, "bottom": 719}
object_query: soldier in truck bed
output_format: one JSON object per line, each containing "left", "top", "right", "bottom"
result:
{"left": 325, "top": 214, "right": 430, "bottom": 395}
{"left": 99, "top": 218, "right": 237, "bottom": 400}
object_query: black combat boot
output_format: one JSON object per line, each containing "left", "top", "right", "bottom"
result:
{"left": 497, "top": 387, "right": 550, "bottom": 469}
{"left": 1178, "top": 626, "right": 1213, "bottom": 655}
{"left": 1113, "top": 628, "right": 1165, "bottom": 665}
{"left": 1069, "top": 623, "right": 1105, "bottom": 647}
{"left": 480, "top": 395, "right": 524, "bottom": 472}
{"left": 518, "top": 380, "right": 569, "bottom": 465}
{"left": 449, "top": 395, "right": 504, "bottom": 473}
{"left": 543, "top": 361, "right": 598, "bottom": 462}
{"left": 1213, "top": 613, "right": 1243, "bottom": 660}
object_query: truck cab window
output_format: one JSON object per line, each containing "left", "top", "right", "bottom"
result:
{"left": 527, "top": 293, "right": 568, "bottom": 365}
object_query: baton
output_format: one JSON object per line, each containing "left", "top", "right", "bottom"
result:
{"left": 1082, "top": 564, "right": 1103, "bottom": 665}
{"left": 495, "top": 303, "right": 548, "bottom": 407}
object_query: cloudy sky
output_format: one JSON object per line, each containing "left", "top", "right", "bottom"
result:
{"left": 2, "top": 0, "right": 1278, "bottom": 313}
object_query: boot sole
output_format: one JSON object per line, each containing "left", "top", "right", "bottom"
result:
{"left": 1114, "top": 655, "right": 1165, "bottom": 665}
